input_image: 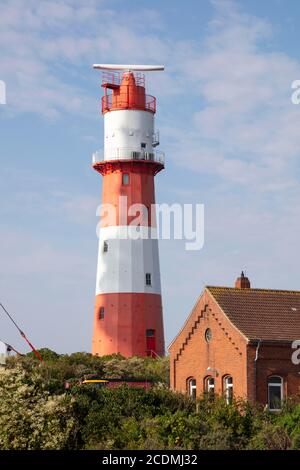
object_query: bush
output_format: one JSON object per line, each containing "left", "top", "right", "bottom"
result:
{"left": 248, "top": 423, "right": 291, "bottom": 450}
{"left": 3, "top": 351, "right": 300, "bottom": 450}
{"left": 0, "top": 366, "right": 77, "bottom": 449}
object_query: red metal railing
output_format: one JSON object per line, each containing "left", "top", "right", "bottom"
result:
{"left": 102, "top": 93, "right": 156, "bottom": 113}
{"left": 102, "top": 71, "right": 120, "bottom": 87}
{"left": 101, "top": 71, "right": 145, "bottom": 87}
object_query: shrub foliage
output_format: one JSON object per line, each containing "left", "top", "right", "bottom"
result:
{"left": 1, "top": 349, "right": 300, "bottom": 450}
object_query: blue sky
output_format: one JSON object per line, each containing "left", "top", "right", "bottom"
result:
{"left": 1, "top": 0, "right": 300, "bottom": 354}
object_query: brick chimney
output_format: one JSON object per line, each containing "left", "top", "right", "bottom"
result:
{"left": 235, "top": 271, "right": 251, "bottom": 289}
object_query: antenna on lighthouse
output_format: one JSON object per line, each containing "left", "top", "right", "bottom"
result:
{"left": 93, "top": 64, "right": 164, "bottom": 72}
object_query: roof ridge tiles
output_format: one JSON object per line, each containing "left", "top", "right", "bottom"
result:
{"left": 206, "top": 286, "right": 300, "bottom": 294}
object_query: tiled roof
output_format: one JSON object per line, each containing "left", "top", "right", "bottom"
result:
{"left": 207, "top": 286, "right": 300, "bottom": 342}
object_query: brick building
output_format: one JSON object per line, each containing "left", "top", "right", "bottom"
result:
{"left": 169, "top": 273, "right": 300, "bottom": 409}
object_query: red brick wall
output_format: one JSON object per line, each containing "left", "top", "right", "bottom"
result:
{"left": 252, "top": 343, "right": 300, "bottom": 405}
{"left": 169, "top": 289, "right": 300, "bottom": 404}
{"left": 169, "top": 289, "right": 248, "bottom": 399}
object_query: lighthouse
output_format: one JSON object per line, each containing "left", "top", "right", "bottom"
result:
{"left": 91, "top": 64, "right": 165, "bottom": 358}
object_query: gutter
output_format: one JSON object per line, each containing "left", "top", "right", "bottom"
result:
{"left": 248, "top": 339, "right": 292, "bottom": 346}
{"left": 253, "top": 338, "right": 262, "bottom": 403}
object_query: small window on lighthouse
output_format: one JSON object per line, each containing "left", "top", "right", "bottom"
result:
{"left": 146, "top": 273, "right": 152, "bottom": 286}
{"left": 99, "top": 307, "right": 105, "bottom": 320}
{"left": 146, "top": 329, "right": 155, "bottom": 337}
{"left": 122, "top": 173, "right": 129, "bottom": 185}
{"left": 103, "top": 241, "right": 108, "bottom": 252}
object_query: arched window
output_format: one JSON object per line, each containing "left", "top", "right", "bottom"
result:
{"left": 187, "top": 378, "right": 197, "bottom": 399}
{"left": 223, "top": 376, "right": 233, "bottom": 404}
{"left": 268, "top": 376, "right": 283, "bottom": 411}
{"left": 204, "top": 376, "right": 215, "bottom": 399}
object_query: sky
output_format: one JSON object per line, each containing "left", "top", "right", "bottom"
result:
{"left": 1, "top": 0, "right": 300, "bottom": 354}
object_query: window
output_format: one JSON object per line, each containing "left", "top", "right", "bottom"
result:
{"left": 146, "top": 329, "right": 156, "bottom": 357}
{"left": 103, "top": 241, "right": 108, "bottom": 253}
{"left": 99, "top": 307, "right": 105, "bottom": 320}
{"left": 205, "top": 376, "right": 215, "bottom": 399}
{"left": 188, "top": 378, "right": 197, "bottom": 399}
{"left": 205, "top": 328, "right": 212, "bottom": 342}
{"left": 224, "top": 376, "right": 233, "bottom": 404}
{"left": 122, "top": 173, "right": 129, "bottom": 185}
{"left": 268, "top": 376, "right": 283, "bottom": 411}
{"left": 141, "top": 142, "right": 147, "bottom": 149}
{"left": 146, "top": 273, "right": 152, "bottom": 286}
{"left": 146, "top": 329, "right": 155, "bottom": 337}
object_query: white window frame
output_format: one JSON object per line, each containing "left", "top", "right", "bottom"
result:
{"left": 224, "top": 376, "right": 233, "bottom": 404}
{"left": 268, "top": 376, "right": 283, "bottom": 411}
{"left": 205, "top": 376, "right": 215, "bottom": 398}
{"left": 188, "top": 378, "right": 197, "bottom": 399}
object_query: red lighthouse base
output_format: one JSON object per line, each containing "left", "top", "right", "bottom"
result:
{"left": 92, "top": 293, "right": 164, "bottom": 357}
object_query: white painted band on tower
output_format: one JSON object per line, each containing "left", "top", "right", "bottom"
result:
{"left": 96, "top": 226, "right": 161, "bottom": 295}
{"left": 104, "top": 109, "right": 155, "bottom": 160}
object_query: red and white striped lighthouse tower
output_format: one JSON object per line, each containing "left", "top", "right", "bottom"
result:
{"left": 91, "top": 64, "right": 165, "bottom": 357}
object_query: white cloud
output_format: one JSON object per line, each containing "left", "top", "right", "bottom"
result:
{"left": 163, "top": 0, "right": 300, "bottom": 192}
{"left": 0, "top": 0, "right": 171, "bottom": 118}
{"left": 2, "top": 0, "right": 300, "bottom": 191}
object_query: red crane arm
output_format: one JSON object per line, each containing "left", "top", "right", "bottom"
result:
{"left": 20, "top": 331, "right": 43, "bottom": 362}
{"left": 0, "top": 303, "right": 43, "bottom": 362}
